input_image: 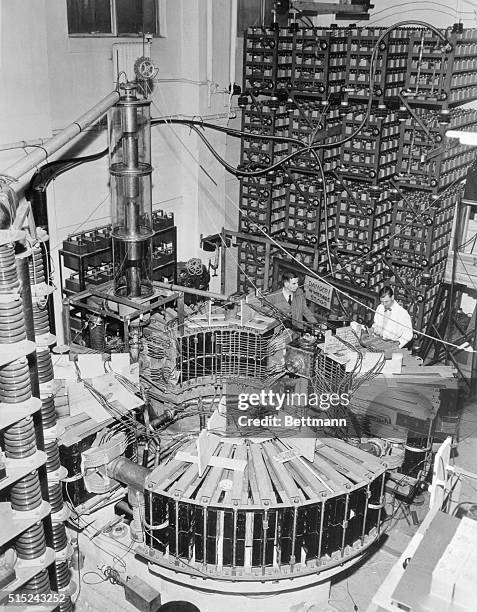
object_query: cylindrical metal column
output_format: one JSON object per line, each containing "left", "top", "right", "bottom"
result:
{"left": 109, "top": 83, "right": 154, "bottom": 298}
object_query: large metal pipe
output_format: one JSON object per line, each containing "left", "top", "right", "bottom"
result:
{"left": 106, "top": 457, "right": 150, "bottom": 490}
{"left": 153, "top": 280, "right": 231, "bottom": 301}
{"left": 4, "top": 91, "right": 120, "bottom": 185}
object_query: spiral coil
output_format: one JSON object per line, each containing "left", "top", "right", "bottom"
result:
{"left": 0, "top": 243, "right": 55, "bottom": 600}
{"left": 0, "top": 301, "right": 26, "bottom": 343}
{"left": 3, "top": 417, "right": 37, "bottom": 459}
{"left": 10, "top": 473, "right": 43, "bottom": 511}
{"left": 0, "top": 358, "right": 32, "bottom": 404}
{"left": 36, "top": 349, "right": 54, "bottom": 383}
{"left": 0, "top": 244, "right": 19, "bottom": 293}
{"left": 22, "top": 568, "right": 50, "bottom": 593}
{"left": 40, "top": 395, "right": 57, "bottom": 430}
{"left": 51, "top": 522, "right": 68, "bottom": 551}
{"left": 44, "top": 441, "right": 61, "bottom": 472}
{"left": 15, "top": 523, "right": 47, "bottom": 560}
{"left": 29, "top": 247, "right": 46, "bottom": 285}
{"left": 32, "top": 303, "right": 51, "bottom": 337}
{"left": 54, "top": 560, "right": 70, "bottom": 589}
{"left": 47, "top": 483, "right": 64, "bottom": 514}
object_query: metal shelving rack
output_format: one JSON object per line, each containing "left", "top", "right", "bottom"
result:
{"left": 59, "top": 210, "right": 177, "bottom": 297}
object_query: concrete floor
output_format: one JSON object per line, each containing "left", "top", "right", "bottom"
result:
{"left": 70, "top": 398, "right": 477, "bottom": 612}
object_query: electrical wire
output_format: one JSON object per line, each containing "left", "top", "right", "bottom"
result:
{"left": 356, "top": 2, "right": 473, "bottom": 24}
{"left": 367, "top": 10, "right": 475, "bottom": 27}
{"left": 152, "top": 80, "right": 476, "bottom": 354}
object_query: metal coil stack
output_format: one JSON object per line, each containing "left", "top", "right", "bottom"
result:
{"left": 27, "top": 241, "right": 73, "bottom": 611}
{"left": 0, "top": 238, "right": 52, "bottom": 600}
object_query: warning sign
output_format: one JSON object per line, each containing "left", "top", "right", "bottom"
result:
{"left": 304, "top": 276, "right": 333, "bottom": 310}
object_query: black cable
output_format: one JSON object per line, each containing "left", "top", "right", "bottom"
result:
{"left": 151, "top": 117, "right": 306, "bottom": 150}
{"left": 27, "top": 147, "right": 108, "bottom": 195}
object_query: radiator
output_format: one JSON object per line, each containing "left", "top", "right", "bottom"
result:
{"left": 112, "top": 41, "right": 152, "bottom": 83}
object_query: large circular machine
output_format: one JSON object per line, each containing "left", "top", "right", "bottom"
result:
{"left": 134, "top": 305, "right": 390, "bottom": 601}
{"left": 140, "top": 434, "right": 386, "bottom": 583}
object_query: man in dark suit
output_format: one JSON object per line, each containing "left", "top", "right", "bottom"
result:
{"left": 264, "top": 272, "right": 318, "bottom": 331}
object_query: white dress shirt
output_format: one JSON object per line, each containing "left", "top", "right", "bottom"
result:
{"left": 372, "top": 301, "right": 413, "bottom": 348}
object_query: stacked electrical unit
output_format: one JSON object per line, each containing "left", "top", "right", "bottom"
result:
{"left": 238, "top": 24, "right": 477, "bottom": 331}
{"left": 59, "top": 211, "right": 177, "bottom": 297}
{"left": 391, "top": 28, "right": 477, "bottom": 331}
{"left": 0, "top": 232, "right": 66, "bottom": 608}
{"left": 27, "top": 241, "right": 73, "bottom": 611}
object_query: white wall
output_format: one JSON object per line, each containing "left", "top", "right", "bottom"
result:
{"left": 0, "top": 0, "right": 52, "bottom": 172}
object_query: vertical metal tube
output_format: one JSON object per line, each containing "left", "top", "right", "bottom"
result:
{"left": 341, "top": 492, "right": 350, "bottom": 557}
{"left": 62, "top": 298, "right": 71, "bottom": 345}
{"left": 261, "top": 509, "right": 268, "bottom": 574}
{"left": 290, "top": 506, "right": 297, "bottom": 570}
{"left": 376, "top": 474, "right": 386, "bottom": 534}
{"left": 317, "top": 498, "right": 325, "bottom": 559}
{"left": 232, "top": 509, "right": 237, "bottom": 569}
{"left": 260, "top": 0, "right": 267, "bottom": 26}
{"left": 175, "top": 500, "right": 179, "bottom": 560}
{"left": 203, "top": 508, "right": 208, "bottom": 567}
{"left": 361, "top": 486, "right": 370, "bottom": 544}
{"left": 177, "top": 294, "right": 185, "bottom": 336}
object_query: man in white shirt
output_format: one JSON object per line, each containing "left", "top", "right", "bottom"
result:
{"left": 371, "top": 286, "right": 413, "bottom": 349}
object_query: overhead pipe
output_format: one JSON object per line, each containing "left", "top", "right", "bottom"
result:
{"left": 4, "top": 90, "right": 120, "bottom": 186}
{"left": 0, "top": 138, "right": 49, "bottom": 153}
{"left": 153, "top": 280, "right": 231, "bottom": 301}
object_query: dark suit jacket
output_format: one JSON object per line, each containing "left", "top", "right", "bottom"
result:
{"left": 264, "top": 288, "right": 317, "bottom": 330}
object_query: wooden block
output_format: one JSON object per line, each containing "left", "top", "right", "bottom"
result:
{"left": 249, "top": 443, "right": 274, "bottom": 504}
{"left": 227, "top": 445, "right": 248, "bottom": 505}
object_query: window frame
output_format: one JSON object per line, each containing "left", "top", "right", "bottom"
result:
{"left": 66, "top": 0, "right": 166, "bottom": 38}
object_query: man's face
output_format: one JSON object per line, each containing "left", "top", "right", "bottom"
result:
{"left": 285, "top": 278, "right": 299, "bottom": 293}
{"left": 380, "top": 294, "right": 394, "bottom": 310}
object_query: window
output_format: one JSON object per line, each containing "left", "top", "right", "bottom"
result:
{"left": 66, "top": 0, "right": 161, "bottom": 37}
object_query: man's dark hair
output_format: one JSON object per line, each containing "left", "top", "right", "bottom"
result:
{"left": 281, "top": 271, "right": 299, "bottom": 285}
{"left": 378, "top": 286, "right": 394, "bottom": 299}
